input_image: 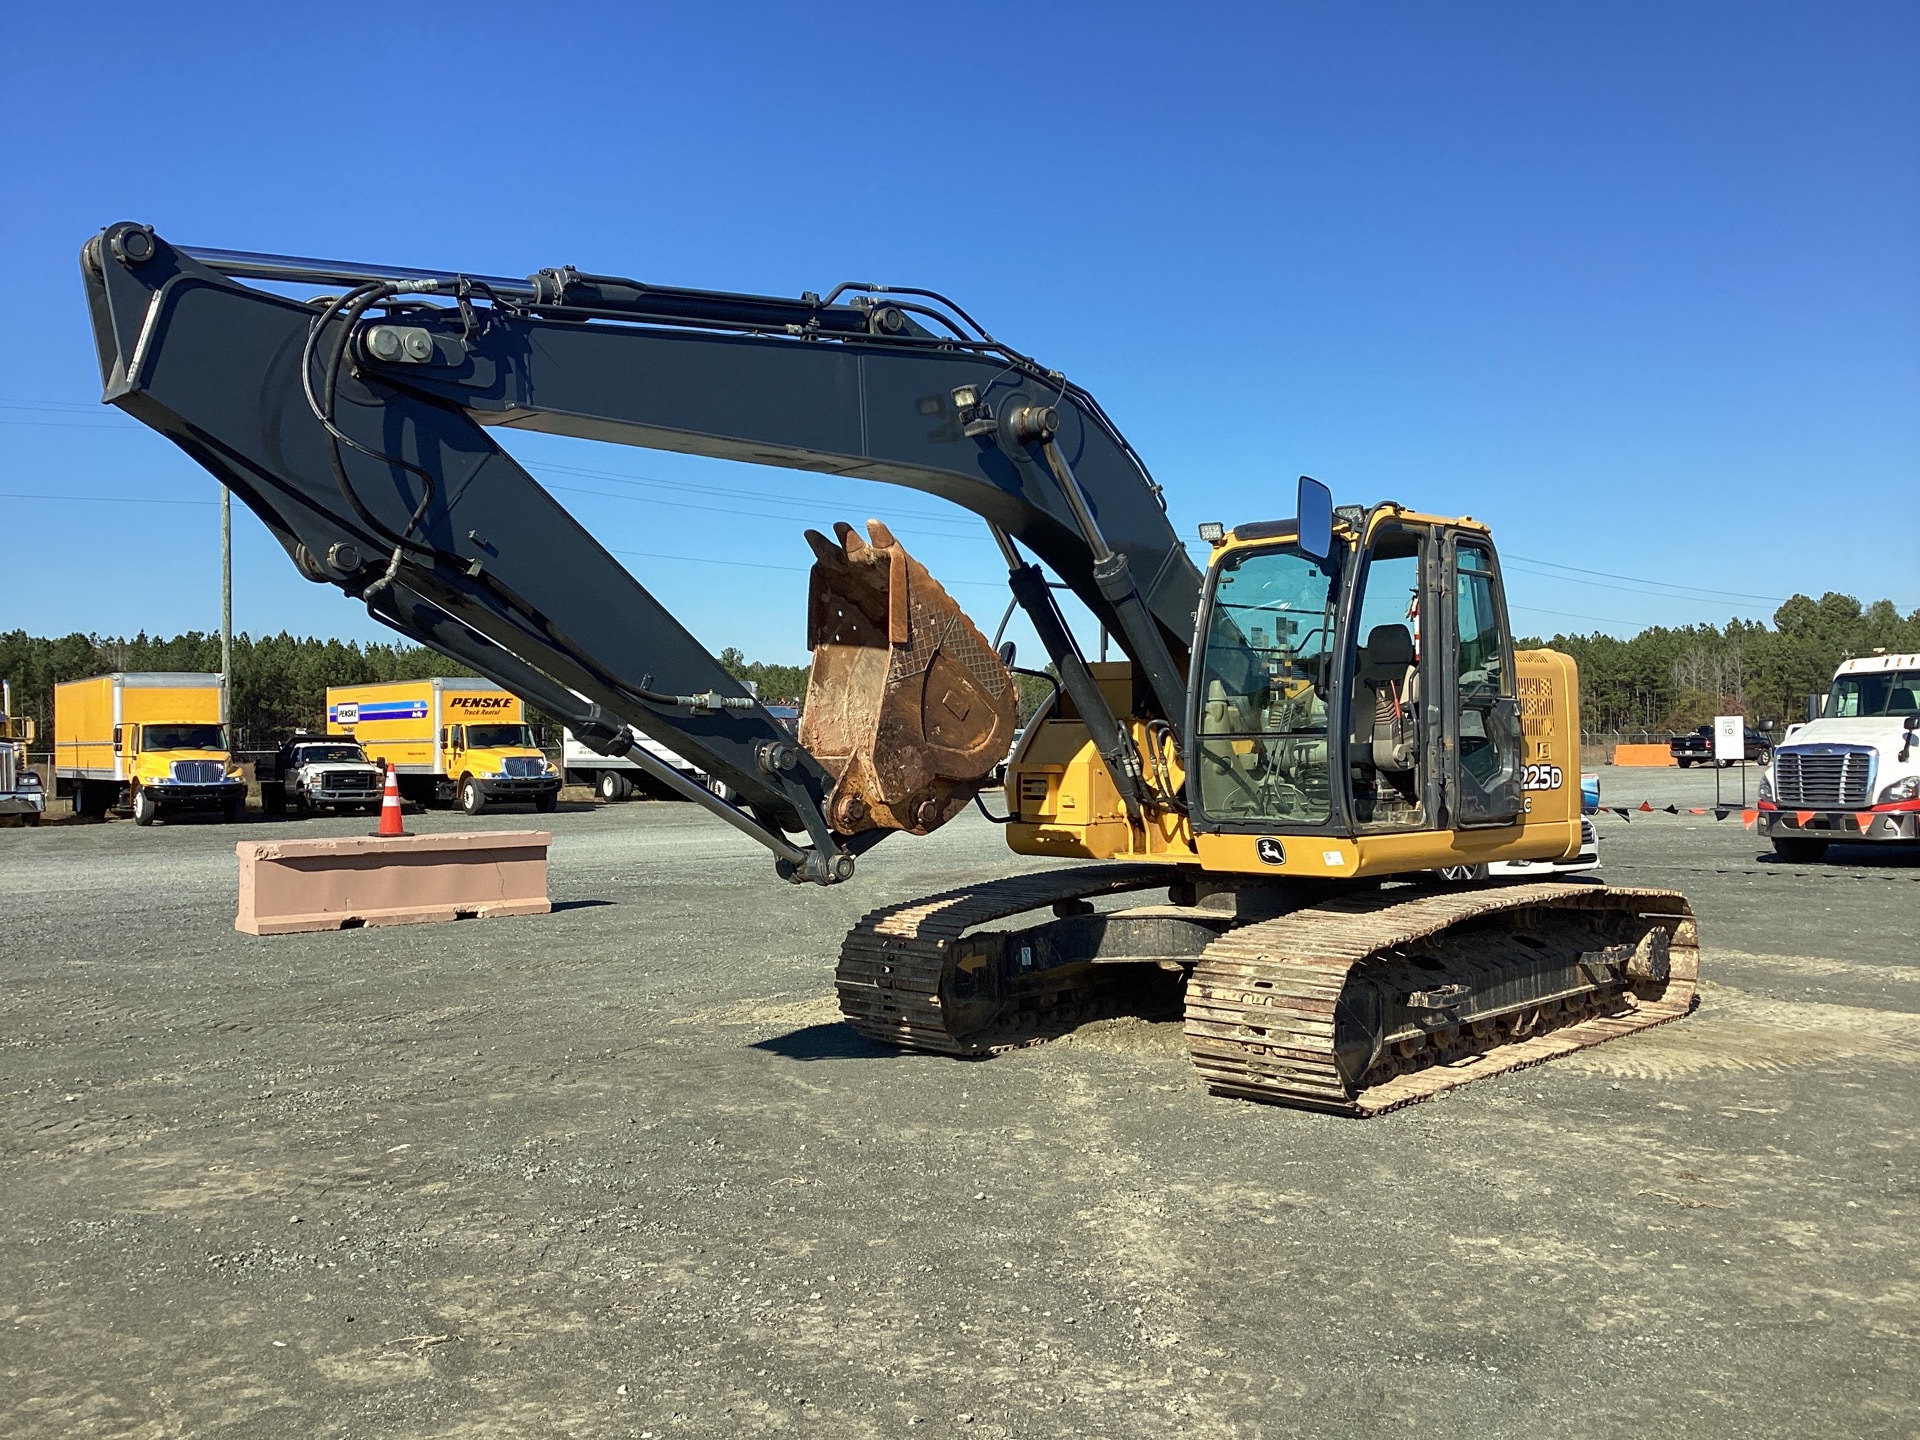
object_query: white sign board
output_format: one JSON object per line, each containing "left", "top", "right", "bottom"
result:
{"left": 1713, "top": 715, "right": 1745, "bottom": 762}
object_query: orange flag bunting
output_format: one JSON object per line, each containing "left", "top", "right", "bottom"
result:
{"left": 1857, "top": 812, "right": 1875, "bottom": 833}
{"left": 1742, "top": 809, "right": 1758, "bottom": 829}
{"left": 1795, "top": 811, "right": 1817, "bottom": 827}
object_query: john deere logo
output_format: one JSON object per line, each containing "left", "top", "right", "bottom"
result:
{"left": 1255, "top": 837, "right": 1286, "bottom": 865}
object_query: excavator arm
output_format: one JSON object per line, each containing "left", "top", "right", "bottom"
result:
{"left": 80, "top": 222, "right": 1201, "bottom": 881}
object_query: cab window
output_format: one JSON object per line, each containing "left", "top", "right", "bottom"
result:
{"left": 1193, "top": 545, "right": 1339, "bottom": 824}
{"left": 1455, "top": 542, "right": 1505, "bottom": 784}
{"left": 143, "top": 723, "right": 226, "bottom": 751}
{"left": 465, "top": 723, "right": 538, "bottom": 750}
{"left": 1826, "top": 670, "right": 1920, "bottom": 718}
{"left": 1345, "top": 527, "right": 1425, "bottom": 827}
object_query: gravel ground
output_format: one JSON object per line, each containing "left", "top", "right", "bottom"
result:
{"left": 2, "top": 765, "right": 1916, "bottom": 1439}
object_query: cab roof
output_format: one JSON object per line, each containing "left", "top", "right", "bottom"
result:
{"left": 1836, "top": 652, "right": 1920, "bottom": 675}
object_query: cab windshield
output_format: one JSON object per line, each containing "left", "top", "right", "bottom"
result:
{"left": 465, "top": 724, "right": 538, "bottom": 750}
{"left": 1194, "top": 545, "right": 1340, "bottom": 823}
{"left": 143, "top": 723, "right": 226, "bottom": 751}
{"left": 1825, "top": 670, "right": 1920, "bottom": 718}
{"left": 293, "top": 744, "right": 368, "bottom": 764}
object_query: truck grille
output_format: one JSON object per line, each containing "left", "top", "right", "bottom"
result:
{"left": 320, "top": 769, "right": 378, "bottom": 792}
{"left": 502, "top": 756, "right": 548, "bottom": 779}
{"left": 1775, "top": 746, "right": 1874, "bottom": 807}
{"left": 170, "top": 760, "right": 226, "bottom": 784}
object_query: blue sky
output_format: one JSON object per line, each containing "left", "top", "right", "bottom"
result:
{"left": 2, "top": 1, "right": 1914, "bottom": 665}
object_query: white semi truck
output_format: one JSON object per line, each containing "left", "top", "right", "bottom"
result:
{"left": 562, "top": 695, "right": 794, "bottom": 804}
{"left": 562, "top": 726, "right": 719, "bottom": 802}
{"left": 1758, "top": 651, "right": 1920, "bottom": 861}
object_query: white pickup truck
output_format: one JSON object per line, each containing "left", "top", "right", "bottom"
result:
{"left": 1758, "top": 652, "right": 1920, "bottom": 861}
{"left": 263, "top": 734, "right": 387, "bottom": 817}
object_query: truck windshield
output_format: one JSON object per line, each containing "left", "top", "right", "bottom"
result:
{"left": 1194, "top": 544, "right": 1340, "bottom": 824}
{"left": 143, "top": 723, "right": 226, "bottom": 751}
{"left": 294, "top": 744, "right": 368, "bottom": 764}
{"left": 465, "top": 724, "right": 538, "bottom": 750}
{"left": 1825, "top": 670, "right": 1920, "bottom": 718}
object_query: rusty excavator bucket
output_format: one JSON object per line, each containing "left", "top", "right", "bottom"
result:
{"left": 800, "top": 520, "right": 1017, "bottom": 838}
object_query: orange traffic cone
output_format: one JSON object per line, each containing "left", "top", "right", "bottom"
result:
{"left": 374, "top": 763, "right": 409, "bottom": 837}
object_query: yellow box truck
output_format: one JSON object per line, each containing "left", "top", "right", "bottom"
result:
{"left": 55, "top": 672, "right": 247, "bottom": 824}
{"left": 326, "top": 678, "right": 560, "bottom": 814}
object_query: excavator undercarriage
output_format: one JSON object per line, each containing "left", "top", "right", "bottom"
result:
{"left": 837, "top": 868, "right": 1696, "bottom": 1115}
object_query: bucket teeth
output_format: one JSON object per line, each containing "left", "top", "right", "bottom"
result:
{"left": 799, "top": 520, "right": 1016, "bottom": 838}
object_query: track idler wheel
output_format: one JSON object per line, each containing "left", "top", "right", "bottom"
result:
{"left": 799, "top": 520, "right": 1017, "bottom": 838}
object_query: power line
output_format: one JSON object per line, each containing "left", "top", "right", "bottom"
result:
{"left": 0, "top": 418, "right": 137, "bottom": 431}
{"left": 1505, "top": 553, "right": 1787, "bottom": 605}
{"left": 1, "top": 491, "right": 215, "bottom": 506}
{"left": 1509, "top": 603, "right": 1636, "bottom": 627}
{"left": 542, "top": 480, "right": 986, "bottom": 544}
{"left": 607, "top": 545, "right": 1007, "bottom": 590}
{"left": 533, "top": 460, "right": 981, "bottom": 533}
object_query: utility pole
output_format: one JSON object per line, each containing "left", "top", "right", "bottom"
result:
{"left": 221, "top": 487, "right": 233, "bottom": 727}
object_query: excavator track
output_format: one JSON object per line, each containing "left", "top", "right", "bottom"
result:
{"left": 839, "top": 871, "right": 1699, "bottom": 1115}
{"left": 836, "top": 864, "right": 1176, "bottom": 1054}
{"left": 1184, "top": 882, "right": 1699, "bottom": 1116}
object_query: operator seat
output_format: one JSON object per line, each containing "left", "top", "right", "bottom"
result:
{"left": 1357, "top": 623, "right": 1418, "bottom": 774}
{"left": 1204, "top": 681, "right": 1264, "bottom": 771}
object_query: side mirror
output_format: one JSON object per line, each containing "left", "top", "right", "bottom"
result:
{"left": 997, "top": 641, "right": 1017, "bottom": 670}
{"left": 1296, "top": 475, "right": 1333, "bottom": 562}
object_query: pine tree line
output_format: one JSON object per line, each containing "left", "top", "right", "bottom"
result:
{"left": 1519, "top": 592, "right": 1920, "bottom": 738}
{"left": 10, "top": 587, "right": 1908, "bottom": 753}
{"left": 0, "top": 630, "right": 448, "bottom": 749}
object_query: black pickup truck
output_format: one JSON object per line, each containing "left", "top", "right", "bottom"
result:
{"left": 1669, "top": 724, "right": 1772, "bottom": 767}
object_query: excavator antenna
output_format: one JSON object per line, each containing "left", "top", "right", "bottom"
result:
{"left": 800, "top": 521, "right": 1017, "bottom": 837}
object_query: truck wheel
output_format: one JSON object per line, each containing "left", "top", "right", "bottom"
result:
{"left": 1675, "top": 758, "right": 1691, "bottom": 769}
{"left": 22, "top": 811, "right": 39, "bottom": 827}
{"left": 459, "top": 777, "right": 486, "bottom": 816}
{"left": 535, "top": 789, "right": 559, "bottom": 814}
{"left": 1753, "top": 747, "right": 1772, "bottom": 767}
{"left": 597, "top": 771, "right": 632, "bottom": 802}
{"left": 1771, "top": 836, "right": 1828, "bottom": 863}
{"left": 224, "top": 797, "right": 244, "bottom": 823}
{"left": 262, "top": 782, "right": 286, "bottom": 816}
{"left": 1437, "top": 862, "right": 1490, "bottom": 884}
{"left": 294, "top": 789, "right": 314, "bottom": 818}
{"left": 131, "top": 786, "right": 158, "bottom": 826}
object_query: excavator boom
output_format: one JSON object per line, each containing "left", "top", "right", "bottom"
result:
{"left": 81, "top": 223, "right": 1198, "bottom": 880}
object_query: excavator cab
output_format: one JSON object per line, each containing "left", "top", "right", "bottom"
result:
{"left": 1187, "top": 494, "right": 1525, "bottom": 844}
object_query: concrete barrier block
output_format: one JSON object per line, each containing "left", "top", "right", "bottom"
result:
{"left": 1611, "top": 743, "right": 1676, "bottom": 767}
{"left": 236, "top": 830, "right": 552, "bottom": 936}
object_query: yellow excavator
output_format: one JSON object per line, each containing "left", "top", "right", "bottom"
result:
{"left": 80, "top": 223, "right": 1697, "bottom": 1114}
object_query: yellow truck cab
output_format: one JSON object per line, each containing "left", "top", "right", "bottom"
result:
{"left": 326, "top": 677, "right": 560, "bottom": 815}
{"left": 55, "top": 672, "right": 247, "bottom": 824}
